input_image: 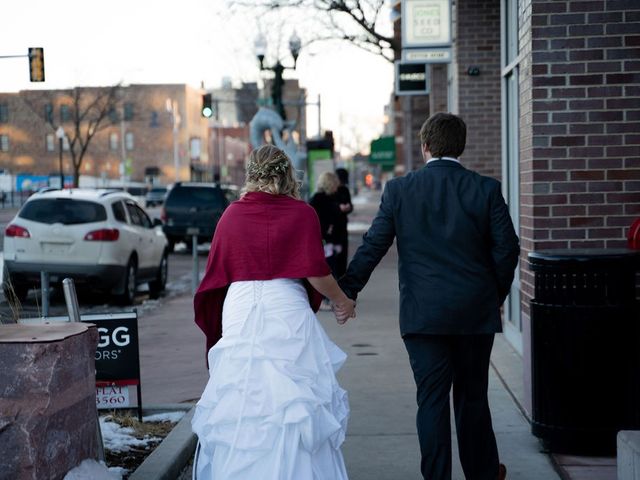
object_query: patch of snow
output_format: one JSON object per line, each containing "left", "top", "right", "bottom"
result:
{"left": 143, "top": 411, "right": 186, "bottom": 423}
{"left": 108, "top": 466, "right": 129, "bottom": 478}
{"left": 100, "top": 417, "right": 160, "bottom": 453}
{"left": 64, "top": 459, "right": 122, "bottom": 480}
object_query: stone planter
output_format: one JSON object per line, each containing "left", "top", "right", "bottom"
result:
{"left": 0, "top": 323, "right": 98, "bottom": 480}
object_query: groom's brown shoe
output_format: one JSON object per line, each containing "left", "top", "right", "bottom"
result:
{"left": 498, "top": 463, "right": 507, "bottom": 480}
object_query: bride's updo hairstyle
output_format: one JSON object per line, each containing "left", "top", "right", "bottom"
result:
{"left": 244, "top": 145, "right": 300, "bottom": 199}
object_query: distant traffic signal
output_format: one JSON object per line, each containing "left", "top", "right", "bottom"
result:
{"left": 202, "top": 94, "right": 213, "bottom": 118}
{"left": 28, "top": 47, "right": 45, "bottom": 82}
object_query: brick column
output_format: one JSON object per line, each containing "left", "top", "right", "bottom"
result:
{"left": 519, "top": 0, "right": 640, "bottom": 412}
{"left": 429, "top": 64, "right": 449, "bottom": 115}
{"left": 455, "top": 0, "right": 502, "bottom": 178}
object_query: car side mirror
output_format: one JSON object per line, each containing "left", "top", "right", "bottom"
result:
{"left": 153, "top": 218, "right": 163, "bottom": 227}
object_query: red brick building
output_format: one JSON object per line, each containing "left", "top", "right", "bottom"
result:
{"left": 392, "top": 0, "right": 640, "bottom": 412}
{"left": 0, "top": 84, "right": 209, "bottom": 186}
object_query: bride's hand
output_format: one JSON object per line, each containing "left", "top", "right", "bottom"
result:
{"left": 333, "top": 298, "right": 356, "bottom": 325}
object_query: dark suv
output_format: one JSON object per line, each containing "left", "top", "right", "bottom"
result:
{"left": 161, "top": 182, "right": 237, "bottom": 252}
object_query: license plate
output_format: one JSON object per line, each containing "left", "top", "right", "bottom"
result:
{"left": 42, "top": 243, "right": 70, "bottom": 255}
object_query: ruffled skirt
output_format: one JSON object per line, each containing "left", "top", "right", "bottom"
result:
{"left": 192, "top": 279, "right": 349, "bottom": 480}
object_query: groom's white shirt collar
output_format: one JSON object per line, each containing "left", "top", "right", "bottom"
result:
{"left": 427, "top": 156, "right": 460, "bottom": 164}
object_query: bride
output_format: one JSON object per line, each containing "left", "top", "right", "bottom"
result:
{"left": 192, "top": 145, "right": 355, "bottom": 480}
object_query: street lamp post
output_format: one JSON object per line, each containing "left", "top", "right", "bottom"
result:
{"left": 55, "top": 126, "right": 65, "bottom": 188}
{"left": 166, "top": 99, "right": 181, "bottom": 182}
{"left": 254, "top": 31, "right": 302, "bottom": 121}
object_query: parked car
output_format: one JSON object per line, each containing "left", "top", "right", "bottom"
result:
{"left": 3, "top": 189, "right": 169, "bottom": 304}
{"left": 161, "top": 182, "right": 237, "bottom": 252}
{"left": 145, "top": 186, "right": 167, "bottom": 207}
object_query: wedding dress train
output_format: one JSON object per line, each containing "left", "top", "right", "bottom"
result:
{"left": 192, "top": 278, "right": 349, "bottom": 480}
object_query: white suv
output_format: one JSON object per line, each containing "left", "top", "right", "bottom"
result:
{"left": 3, "top": 188, "right": 169, "bottom": 304}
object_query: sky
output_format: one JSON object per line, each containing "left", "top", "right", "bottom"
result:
{"left": 1, "top": 0, "right": 394, "bottom": 157}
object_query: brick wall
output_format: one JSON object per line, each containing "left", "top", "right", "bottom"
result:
{"left": 519, "top": 0, "right": 640, "bottom": 412}
{"left": 410, "top": 95, "right": 430, "bottom": 170}
{"left": 527, "top": 0, "right": 640, "bottom": 250}
{"left": 521, "top": 0, "right": 640, "bottom": 309}
{"left": 455, "top": 0, "right": 502, "bottom": 179}
{"left": 517, "top": 0, "right": 535, "bottom": 415}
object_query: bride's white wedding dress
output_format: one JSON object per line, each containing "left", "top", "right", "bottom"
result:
{"left": 192, "top": 278, "right": 350, "bottom": 480}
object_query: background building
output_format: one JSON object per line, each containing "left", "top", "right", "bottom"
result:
{"left": 0, "top": 84, "right": 209, "bottom": 186}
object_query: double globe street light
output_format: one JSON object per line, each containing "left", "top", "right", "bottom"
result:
{"left": 254, "top": 31, "right": 302, "bottom": 121}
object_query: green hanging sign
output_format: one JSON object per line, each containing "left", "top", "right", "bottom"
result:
{"left": 370, "top": 136, "right": 396, "bottom": 171}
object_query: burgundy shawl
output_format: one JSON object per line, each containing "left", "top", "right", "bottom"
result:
{"left": 194, "top": 191, "right": 331, "bottom": 353}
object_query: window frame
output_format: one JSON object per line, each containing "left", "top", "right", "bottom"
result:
{"left": 0, "top": 103, "right": 8, "bottom": 123}
{"left": 0, "top": 134, "right": 9, "bottom": 152}
{"left": 46, "top": 134, "right": 55, "bottom": 152}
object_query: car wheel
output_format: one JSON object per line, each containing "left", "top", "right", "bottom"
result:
{"left": 149, "top": 253, "right": 168, "bottom": 299}
{"left": 118, "top": 258, "right": 138, "bottom": 305}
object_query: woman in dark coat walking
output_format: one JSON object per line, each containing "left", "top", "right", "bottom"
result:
{"left": 309, "top": 171, "right": 343, "bottom": 276}
{"left": 332, "top": 168, "right": 353, "bottom": 278}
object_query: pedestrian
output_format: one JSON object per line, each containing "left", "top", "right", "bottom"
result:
{"left": 192, "top": 145, "right": 355, "bottom": 480}
{"left": 309, "top": 171, "right": 343, "bottom": 276}
{"left": 332, "top": 168, "right": 353, "bottom": 278}
{"left": 339, "top": 113, "right": 519, "bottom": 480}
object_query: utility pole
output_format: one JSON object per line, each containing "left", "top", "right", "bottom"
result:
{"left": 120, "top": 115, "right": 126, "bottom": 184}
{"left": 166, "top": 99, "right": 181, "bottom": 182}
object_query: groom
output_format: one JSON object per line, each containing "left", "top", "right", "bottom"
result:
{"left": 338, "top": 113, "right": 519, "bottom": 480}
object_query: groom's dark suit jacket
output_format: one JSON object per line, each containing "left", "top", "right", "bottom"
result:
{"left": 340, "top": 159, "right": 520, "bottom": 335}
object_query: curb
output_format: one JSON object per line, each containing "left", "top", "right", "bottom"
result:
{"left": 128, "top": 404, "right": 197, "bottom": 480}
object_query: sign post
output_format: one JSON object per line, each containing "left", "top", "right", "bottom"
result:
{"left": 398, "top": 0, "right": 453, "bottom": 100}
{"left": 395, "top": 62, "right": 430, "bottom": 96}
{"left": 85, "top": 312, "right": 142, "bottom": 420}
{"left": 402, "top": 0, "right": 452, "bottom": 49}
{"left": 187, "top": 227, "right": 200, "bottom": 294}
{"left": 45, "top": 311, "right": 143, "bottom": 420}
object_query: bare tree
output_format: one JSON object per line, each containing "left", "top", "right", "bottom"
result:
{"left": 22, "top": 84, "right": 121, "bottom": 187}
{"left": 232, "top": 0, "right": 398, "bottom": 62}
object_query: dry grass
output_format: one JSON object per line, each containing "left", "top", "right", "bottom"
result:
{"left": 103, "top": 411, "right": 178, "bottom": 479}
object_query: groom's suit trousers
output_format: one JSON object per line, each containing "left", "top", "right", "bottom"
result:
{"left": 403, "top": 334, "right": 499, "bottom": 480}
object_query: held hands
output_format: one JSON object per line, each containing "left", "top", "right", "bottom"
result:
{"left": 332, "top": 297, "right": 356, "bottom": 325}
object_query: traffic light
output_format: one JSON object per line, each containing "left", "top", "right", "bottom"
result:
{"left": 201, "top": 94, "right": 213, "bottom": 118}
{"left": 28, "top": 47, "right": 45, "bottom": 82}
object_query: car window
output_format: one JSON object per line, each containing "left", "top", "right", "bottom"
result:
{"left": 223, "top": 188, "right": 238, "bottom": 203}
{"left": 19, "top": 199, "right": 107, "bottom": 225}
{"left": 125, "top": 202, "right": 144, "bottom": 227}
{"left": 166, "top": 186, "right": 225, "bottom": 208}
{"left": 125, "top": 202, "right": 152, "bottom": 228}
{"left": 112, "top": 201, "right": 128, "bottom": 223}
{"left": 134, "top": 204, "right": 152, "bottom": 228}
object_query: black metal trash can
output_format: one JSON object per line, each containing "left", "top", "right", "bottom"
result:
{"left": 529, "top": 248, "right": 640, "bottom": 455}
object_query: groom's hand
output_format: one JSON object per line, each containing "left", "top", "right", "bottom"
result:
{"left": 332, "top": 298, "right": 356, "bottom": 325}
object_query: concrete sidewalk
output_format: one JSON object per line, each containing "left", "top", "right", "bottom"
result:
{"left": 317, "top": 240, "right": 559, "bottom": 480}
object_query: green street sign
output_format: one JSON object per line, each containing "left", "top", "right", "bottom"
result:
{"left": 370, "top": 136, "right": 396, "bottom": 171}
{"left": 125, "top": 158, "right": 133, "bottom": 176}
